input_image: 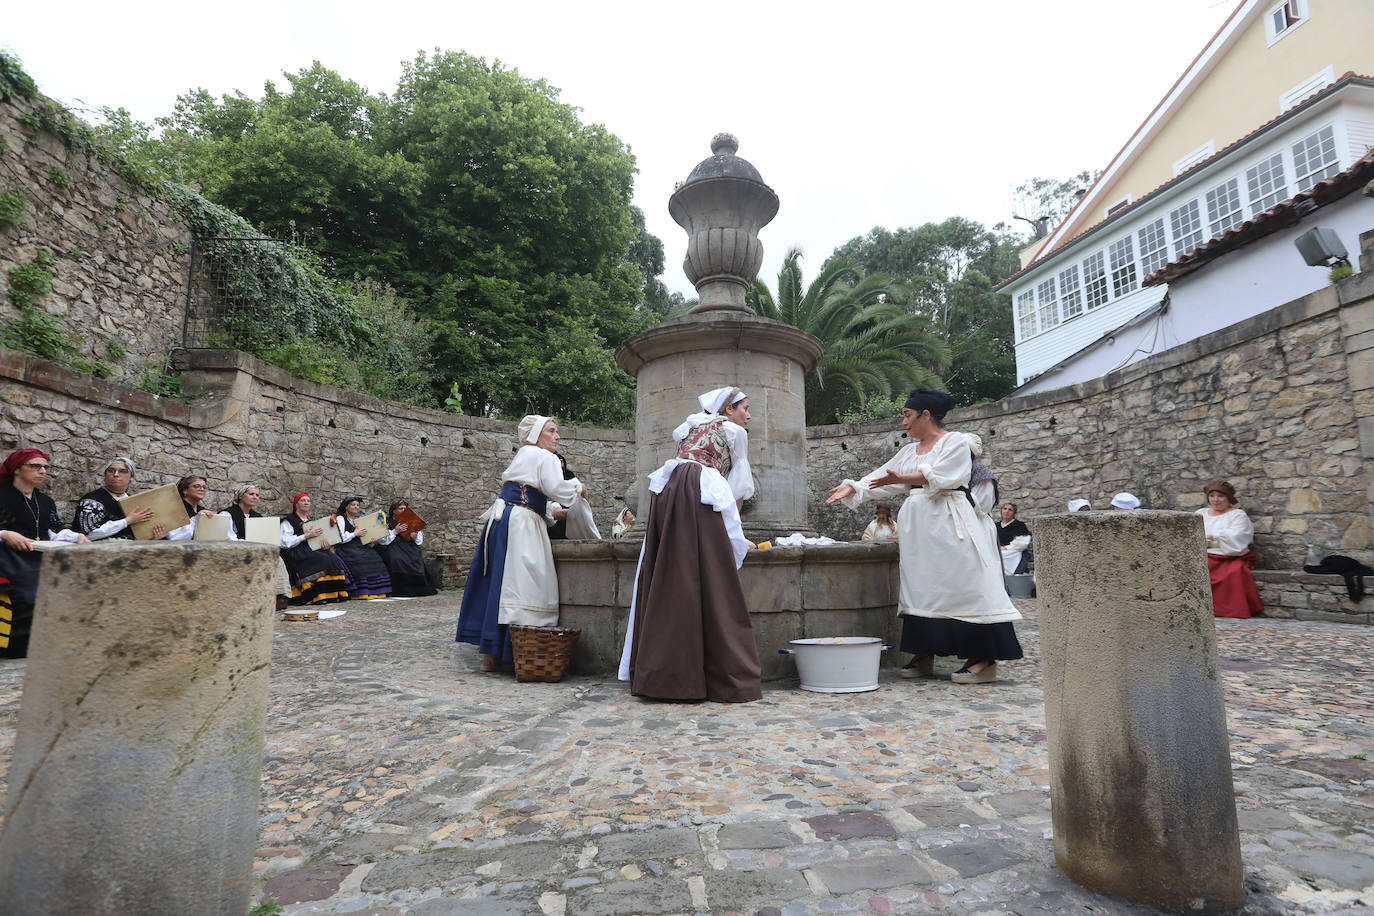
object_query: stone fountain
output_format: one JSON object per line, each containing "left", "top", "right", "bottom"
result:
{"left": 551, "top": 135, "right": 901, "bottom": 679}
{"left": 615, "top": 133, "right": 823, "bottom": 540}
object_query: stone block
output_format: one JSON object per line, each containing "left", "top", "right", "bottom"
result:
{"left": 809, "top": 854, "right": 932, "bottom": 894}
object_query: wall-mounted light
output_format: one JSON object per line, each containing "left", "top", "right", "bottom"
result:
{"left": 1294, "top": 226, "right": 1349, "bottom": 268}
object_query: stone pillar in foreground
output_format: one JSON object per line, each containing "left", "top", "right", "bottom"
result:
{"left": 1033, "top": 510, "right": 1244, "bottom": 913}
{"left": 0, "top": 541, "right": 279, "bottom": 915}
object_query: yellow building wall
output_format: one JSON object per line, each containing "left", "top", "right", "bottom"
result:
{"left": 1057, "top": 0, "right": 1374, "bottom": 241}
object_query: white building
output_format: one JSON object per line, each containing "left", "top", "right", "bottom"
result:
{"left": 1000, "top": 0, "right": 1374, "bottom": 396}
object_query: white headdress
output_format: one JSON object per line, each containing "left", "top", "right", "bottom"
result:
{"left": 673, "top": 388, "right": 748, "bottom": 441}
{"left": 518, "top": 415, "right": 552, "bottom": 444}
{"left": 1110, "top": 492, "right": 1141, "bottom": 510}
{"left": 102, "top": 455, "right": 136, "bottom": 479}
{"left": 1066, "top": 499, "right": 1091, "bottom": 512}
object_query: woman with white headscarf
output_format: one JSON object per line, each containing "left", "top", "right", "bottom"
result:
{"left": 455, "top": 415, "right": 585, "bottom": 671}
{"left": 618, "top": 386, "right": 761, "bottom": 703}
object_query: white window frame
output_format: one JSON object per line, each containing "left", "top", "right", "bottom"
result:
{"left": 1109, "top": 236, "right": 1138, "bottom": 298}
{"left": 1173, "top": 141, "right": 1216, "bottom": 176}
{"left": 1265, "top": 0, "right": 1308, "bottom": 46}
{"left": 1036, "top": 278, "right": 1059, "bottom": 332}
{"left": 1205, "top": 178, "right": 1245, "bottom": 236}
{"left": 1170, "top": 200, "right": 1204, "bottom": 257}
{"left": 1016, "top": 290, "right": 1037, "bottom": 340}
{"left": 1246, "top": 152, "right": 1289, "bottom": 212}
{"left": 1292, "top": 124, "right": 1339, "bottom": 191}
{"left": 1138, "top": 218, "right": 1170, "bottom": 278}
{"left": 1083, "top": 252, "right": 1108, "bottom": 310}
{"left": 1058, "top": 265, "right": 1083, "bottom": 321}
{"left": 1280, "top": 65, "right": 1334, "bottom": 112}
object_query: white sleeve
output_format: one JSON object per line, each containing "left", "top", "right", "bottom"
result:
{"left": 378, "top": 528, "right": 397, "bottom": 545}
{"left": 166, "top": 517, "right": 196, "bottom": 541}
{"left": 48, "top": 527, "right": 83, "bottom": 542}
{"left": 219, "top": 510, "right": 241, "bottom": 540}
{"left": 536, "top": 452, "right": 582, "bottom": 505}
{"left": 337, "top": 517, "right": 356, "bottom": 543}
{"left": 1211, "top": 510, "right": 1254, "bottom": 556}
{"left": 723, "top": 421, "right": 754, "bottom": 501}
{"left": 413, "top": 530, "right": 423, "bottom": 547}
{"left": 86, "top": 516, "right": 131, "bottom": 541}
{"left": 919, "top": 433, "right": 972, "bottom": 493}
{"left": 280, "top": 519, "right": 306, "bottom": 548}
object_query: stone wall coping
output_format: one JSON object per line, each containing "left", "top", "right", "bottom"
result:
{"left": 179, "top": 349, "right": 633, "bottom": 441}
{"left": 616, "top": 313, "right": 823, "bottom": 374}
{"left": 0, "top": 347, "right": 194, "bottom": 426}
{"left": 1252, "top": 568, "right": 1369, "bottom": 587}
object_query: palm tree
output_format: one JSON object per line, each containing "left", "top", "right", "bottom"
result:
{"left": 747, "top": 247, "right": 947, "bottom": 424}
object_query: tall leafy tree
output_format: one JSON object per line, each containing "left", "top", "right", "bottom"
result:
{"left": 139, "top": 53, "right": 666, "bottom": 425}
{"left": 834, "top": 218, "right": 1024, "bottom": 404}
{"left": 746, "top": 248, "right": 946, "bottom": 425}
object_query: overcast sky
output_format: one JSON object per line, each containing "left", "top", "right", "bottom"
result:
{"left": 5, "top": 0, "right": 1238, "bottom": 296}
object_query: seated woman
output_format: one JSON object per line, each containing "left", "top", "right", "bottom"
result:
{"left": 221, "top": 484, "right": 292, "bottom": 610}
{"left": 1198, "top": 480, "right": 1263, "bottom": 619}
{"left": 72, "top": 456, "right": 156, "bottom": 540}
{"left": 333, "top": 496, "right": 393, "bottom": 599}
{"left": 861, "top": 502, "right": 898, "bottom": 541}
{"left": 0, "top": 449, "right": 90, "bottom": 657}
{"left": 375, "top": 499, "right": 437, "bottom": 597}
{"left": 167, "top": 474, "right": 218, "bottom": 542}
{"left": 278, "top": 492, "right": 350, "bottom": 606}
{"left": 996, "top": 502, "right": 1032, "bottom": 575}
{"left": 611, "top": 507, "right": 635, "bottom": 539}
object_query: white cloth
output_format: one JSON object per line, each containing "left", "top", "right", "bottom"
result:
{"left": 479, "top": 445, "right": 582, "bottom": 627}
{"left": 776, "top": 533, "right": 837, "bottom": 546}
{"left": 518, "top": 414, "right": 552, "bottom": 444}
{"left": 1066, "top": 499, "right": 1091, "bottom": 512}
{"left": 1000, "top": 535, "right": 1031, "bottom": 575}
{"left": 1111, "top": 492, "right": 1141, "bottom": 510}
{"left": 861, "top": 519, "right": 898, "bottom": 541}
{"left": 1198, "top": 507, "right": 1253, "bottom": 556}
{"left": 563, "top": 497, "right": 601, "bottom": 540}
{"left": 378, "top": 528, "right": 423, "bottom": 546}
{"left": 840, "top": 431, "right": 1021, "bottom": 625}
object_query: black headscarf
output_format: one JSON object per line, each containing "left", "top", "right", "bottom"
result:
{"left": 903, "top": 389, "right": 955, "bottom": 423}
{"left": 335, "top": 496, "right": 364, "bottom": 532}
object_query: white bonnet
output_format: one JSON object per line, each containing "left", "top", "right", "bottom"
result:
{"left": 518, "top": 415, "right": 552, "bottom": 444}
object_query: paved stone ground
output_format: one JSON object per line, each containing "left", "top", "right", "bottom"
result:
{"left": 1, "top": 596, "right": 1371, "bottom": 915}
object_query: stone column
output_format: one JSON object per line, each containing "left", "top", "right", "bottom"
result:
{"left": 1033, "top": 510, "right": 1244, "bottom": 913}
{"left": 0, "top": 541, "right": 279, "bottom": 916}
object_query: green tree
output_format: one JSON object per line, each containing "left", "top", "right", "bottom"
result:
{"left": 136, "top": 53, "right": 665, "bottom": 425}
{"left": 833, "top": 218, "right": 1024, "bottom": 404}
{"left": 746, "top": 248, "right": 946, "bottom": 425}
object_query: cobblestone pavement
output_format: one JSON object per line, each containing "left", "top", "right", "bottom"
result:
{"left": 1, "top": 596, "right": 1371, "bottom": 915}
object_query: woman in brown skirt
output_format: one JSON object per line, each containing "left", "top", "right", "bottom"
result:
{"left": 617, "top": 386, "right": 761, "bottom": 702}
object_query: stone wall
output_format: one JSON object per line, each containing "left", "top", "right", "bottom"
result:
{"left": 0, "top": 91, "right": 189, "bottom": 378}
{"left": 0, "top": 347, "right": 635, "bottom": 557}
{"left": 805, "top": 271, "right": 1374, "bottom": 623}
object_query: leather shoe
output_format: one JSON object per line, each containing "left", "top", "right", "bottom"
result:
{"left": 899, "top": 656, "right": 935, "bottom": 679}
{"left": 951, "top": 663, "right": 997, "bottom": 685}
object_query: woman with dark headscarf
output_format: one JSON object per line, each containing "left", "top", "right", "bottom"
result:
{"left": 72, "top": 456, "right": 156, "bottom": 540}
{"left": 617, "top": 386, "right": 761, "bottom": 703}
{"left": 826, "top": 390, "right": 1023, "bottom": 685}
{"left": 1198, "top": 480, "right": 1263, "bottom": 619}
{"left": 456, "top": 416, "right": 585, "bottom": 671}
{"left": 0, "top": 449, "right": 90, "bottom": 656}
{"left": 375, "top": 499, "right": 437, "bottom": 597}
{"left": 333, "top": 496, "right": 393, "bottom": 599}
{"left": 278, "top": 492, "right": 350, "bottom": 606}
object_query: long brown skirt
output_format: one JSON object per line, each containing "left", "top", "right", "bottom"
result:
{"left": 628, "top": 463, "right": 762, "bottom": 703}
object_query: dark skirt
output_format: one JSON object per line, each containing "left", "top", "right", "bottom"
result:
{"left": 456, "top": 511, "right": 515, "bottom": 662}
{"left": 1208, "top": 552, "right": 1262, "bottom": 619}
{"left": 0, "top": 548, "right": 41, "bottom": 658}
{"left": 377, "top": 538, "right": 437, "bottom": 597}
{"left": 280, "top": 543, "right": 350, "bottom": 606}
{"left": 335, "top": 539, "right": 393, "bottom": 598}
{"left": 628, "top": 463, "right": 761, "bottom": 703}
{"left": 900, "top": 616, "right": 1024, "bottom": 663}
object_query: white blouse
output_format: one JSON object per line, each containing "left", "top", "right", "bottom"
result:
{"left": 1197, "top": 507, "right": 1254, "bottom": 556}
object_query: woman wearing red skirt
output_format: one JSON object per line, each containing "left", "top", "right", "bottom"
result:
{"left": 1197, "top": 480, "right": 1262, "bottom": 618}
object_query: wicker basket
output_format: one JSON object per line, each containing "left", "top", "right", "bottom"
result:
{"left": 509, "top": 625, "right": 581, "bottom": 683}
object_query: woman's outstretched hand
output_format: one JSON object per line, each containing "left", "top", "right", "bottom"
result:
{"left": 825, "top": 483, "right": 855, "bottom": 505}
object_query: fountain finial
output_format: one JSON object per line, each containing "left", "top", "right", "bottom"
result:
{"left": 669, "top": 134, "right": 779, "bottom": 313}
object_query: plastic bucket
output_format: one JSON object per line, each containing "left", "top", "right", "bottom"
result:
{"left": 1004, "top": 574, "right": 1035, "bottom": 598}
{"left": 778, "top": 637, "right": 887, "bottom": 693}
